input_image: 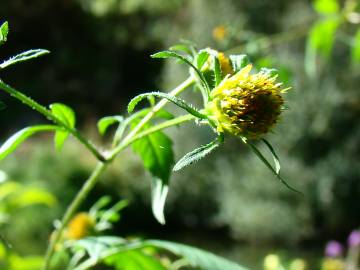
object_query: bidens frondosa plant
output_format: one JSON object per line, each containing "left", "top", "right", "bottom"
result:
{"left": 0, "top": 21, "right": 299, "bottom": 270}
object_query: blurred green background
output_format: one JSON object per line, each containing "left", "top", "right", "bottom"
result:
{"left": 0, "top": 0, "right": 360, "bottom": 269}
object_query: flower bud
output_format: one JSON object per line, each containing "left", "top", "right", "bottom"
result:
{"left": 66, "top": 212, "right": 94, "bottom": 240}
{"left": 205, "top": 64, "right": 287, "bottom": 139}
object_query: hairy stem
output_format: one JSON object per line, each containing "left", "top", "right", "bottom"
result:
{"left": 0, "top": 80, "right": 106, "bottom": 162}
{"left": 42, "top": 76, "right": 195, "bottom": 270}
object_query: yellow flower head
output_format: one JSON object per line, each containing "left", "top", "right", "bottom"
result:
{"left": 66, "top": 212, "right": 94, "bottom": 240}
{"left": 205, "top": 64, "right": 287, "bottom": 139}
{"left": 217, "top": 52, "right": 233, "bottom": 76}
{"left": 212, "top": 25, "right": 227, "bottom": 42}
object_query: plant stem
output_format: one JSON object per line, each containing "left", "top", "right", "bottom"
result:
{"left": 42, "top": 162, "right": 108, "bottom": 270}
{"left": 42, "top": 76, "right": 196, "bottom": 270}
{"left": 109, "top": 76, "right": 195, "bottom": 160}
{"left": 0, "top": 80, "right": 106, "bottom": 162}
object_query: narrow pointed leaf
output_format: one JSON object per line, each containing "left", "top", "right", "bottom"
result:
{"left": 262, "top": 139, "right": 280, "bottom": 174}
{"left": 0, "top": 49, "right": 50, "bottom": 69}
{"left": 97, "top": 116, "right": 124, "bottom": 136}
{"left": 151, "top": 178, "right": 169, "bottom": 225}
{"left": 144, "top": 240, "right": 249, "bottom": 270}
{"left": 213, "top": 55, "right": 222, "bottom": 86}
{"left": 151, "top": 50, "right": 210, "bottom": 98}
{"left": 173, "top": 139, "right": 220, "bottom": 171}
{"left": 0, "top": 125, "right": 58, "bottom": 160}
{"left": 54, "top": 129, "right": 69, "bottom": 151}
{"left": 127, "top": 92, "right": 206, "bottom": 119}
{"left": 247, "top": 141, "right": 302, "bottom": 194}
{"left": 196, "top": 51, "right": 209, "bottom": 69}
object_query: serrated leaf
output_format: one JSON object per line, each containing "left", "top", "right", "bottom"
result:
{"left": 352, "top": 28, "right": 360, "bottom": 64}
{"left": 144, "top": 240, "right": 249, "bottom": 270}
{"left": 131, "top": 121, "right": 174, "bottom": 224}
{"left": 196, "top": 51, "right": 209, "bottom": 69}
{"left": 173, "top": 139, "right": 220, "bottom": 171}
{"left": 151, "top": 50, "right": 210, "bottom": 100}
{"left": 0, "top": 21, "right": 9, "bottom": 45}
{"left": 50, "top": 103, "right": 76, "bottom": 151}
{"left": 97, "top": 116, "right": 124, "bottom": 136}
{"left": 0, "top": 49, "right": 50, "bottom": 69}
{"left": 0, "top": 125, "right": 58, "bottom": 160}
{"left": 127, "top": 91, "right": 206, "bottom": 119}
{"left": 246, "top": 140, "right": 302, "bottom": 194}
{"left": 105, "top": 250, "right": 167, "bottom": 270}
{"left": 313, "top": 0, "right": 339, "bottom": 15}
{"left": 229, "top": 54, "right": 250, "bottom": 73}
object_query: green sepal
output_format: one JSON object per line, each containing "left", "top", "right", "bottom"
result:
{"left": 244, "top": 138, "right": 302, "bottom": 195}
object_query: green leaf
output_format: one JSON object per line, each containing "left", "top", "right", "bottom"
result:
{"left": 196, "top": 51, "right": 209, "bottom": 69}
{"left": 144, "top": 240, "right": 249, "bottom": 270}
{"left": 229, "top": 54, "right": 250, "bottom": 73}
{"left": 246, "top": 140, "right": 302, "bottom": 194}
{"left": 0, "top": 49, "right": 50, "bottom": 69}
{"left": 105, "top": 250, "right": 166, "bottom": 270}
{"left": 50, "top": 103, "right": 76, "bottom": 150}
{"left": 313, "top": 0, "right": 339, "bottom": 15}
{"left": 131, "top": 121, "right": 174, "bottom": 224}
{"left": 169, "top": 44, "right": 194, "bottom": 57}
{"left": 0, "top": 21, "right": 9, "bottom": 45}
{"left": 50, "top": 103, "right": 76, "bottom": 127}
{"left": 213, "top": 55, "right": 222, "bottom": 86}
{"left": 97, "top": 116, "right": 124, "bottom": 136}
{"left": 260, "top": 67, "right": 278, "bottom": 77}
{"left": 127, "top": 91, "right": 206, "bottom": 119}
{"left": 13, "top": 188, "right": 57, "bottom": 208}
{"left": 151, "top": 50, "right": 210, "bottom": 100}
{"left": 0, "top": 125, "right": 58, "bottom": 160}
{"left": 351, "top": 28, "right": 360, "bottom": 64}
{"left": 173, "top": 138, "right": 220, "bottom": 171}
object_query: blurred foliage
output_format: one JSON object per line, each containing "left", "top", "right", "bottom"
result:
{"left": 0, "top": 0, "right": 360, "bottom": 268}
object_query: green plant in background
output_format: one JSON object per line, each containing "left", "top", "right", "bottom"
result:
{"left": 0, "top": 20, "right": 298, "bottom": 269}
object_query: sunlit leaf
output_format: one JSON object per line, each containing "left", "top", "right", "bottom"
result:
{"left": 169, "top": 44, "right": 193, "bottom": 56}
{"left": 50, "top": 103, "right": 76, "bottom": 150}
{"left": 13, "top": 188, "right": 57, "bottom": 208}
{"left": 196, "top": 51, "right": 209, "bottom": 69}
{"left": 173, "top": 138, "right": 220, "bottom": 171}
{"left": 0, "top": 49, "right": 50, "bottom": 69}
{"left": 97, "top": 116, "right": 124, "bottom": 136}
{"left": 9, "top": 255, "right": 44, "bottom": 270}
{"left": 0, "top": 125, "right": 58, "bottom": 160}
{"left": 144, "top": 240, "right": 249, "bottom": 270}
{"left": 131, "top": 120, "right": 174, "bottom": 224}
{"left": 105, "top": 249, "right": 166, "bottom": 270}
{"left": 0, "top": 21, "right": 9, "bottom": 45}
{"left": 313, "top": 0, "right": 339, "bottom": 15}
{"left": 128, "top": 91, "right": 206, "bottom": 119}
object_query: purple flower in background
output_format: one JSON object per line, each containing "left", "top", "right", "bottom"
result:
{"left": 325, "top": 241, "right": 343, "bottom": 257}
{"left": 348, "top": 230, "right": 360, "bottom": 247}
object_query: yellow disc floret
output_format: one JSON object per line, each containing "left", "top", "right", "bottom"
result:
{"left": 205, "top": 64, "right": 287, "bottom": 139}
{"left": 66, "top": 212, "right": 94, "bottom": 240}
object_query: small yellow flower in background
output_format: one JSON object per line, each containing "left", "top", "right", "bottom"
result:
{"left": 66, "top": 212, "right": 94, "bottom": 240}
{"left": 205, "top": 64, "right": 287, "bottom": 139}
{"left": 321, "top": 258, "right": 344, "bottom": 270}
{"left": 212, "top": 25, "right": 227, "bottom": 42}
{"left": 264, "top": 254, "right": 282, "bottom": 270}
{"left": 289, "top": 259, "right": 307, "bottom": 270}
